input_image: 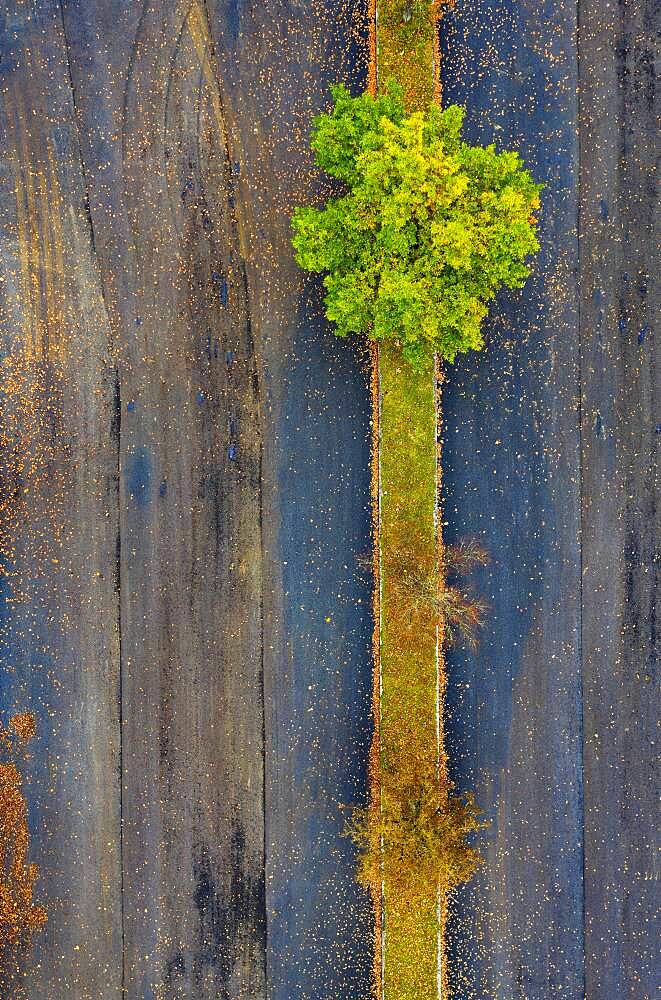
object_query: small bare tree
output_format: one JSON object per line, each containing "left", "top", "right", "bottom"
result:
{"left": 361, "top": 537, "right": 489, "bottom": 647}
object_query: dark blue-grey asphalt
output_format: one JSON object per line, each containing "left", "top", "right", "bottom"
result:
{"left": 440, "top": 1, "right": 657, "bottom": 998}
{"left": 0, "top": 1, "right": 656, "bottom": 998}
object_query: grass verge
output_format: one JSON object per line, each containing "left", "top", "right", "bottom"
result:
{"left": 379, "top": 343, "right": 441, "bottom": 996}
{"left": 373, "top": 3, "right": 450, "bottom": 997}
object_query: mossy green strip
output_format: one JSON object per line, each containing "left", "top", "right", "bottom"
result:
{"left": 377, "top": 3, "right": 440, "bottom": 996}
{"left": 380, "top": 343, "right": 439, "bottom": 996}
{"left": 377, "top": 1, "right": 437, "bottom": 110}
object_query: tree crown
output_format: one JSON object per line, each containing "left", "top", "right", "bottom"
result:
{"left": 292, "top": 81, "right": 542, "bottom": 369}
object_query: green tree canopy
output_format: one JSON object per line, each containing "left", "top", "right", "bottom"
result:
{"left": 292, "top": 82, "right": 542, "bottom": 369}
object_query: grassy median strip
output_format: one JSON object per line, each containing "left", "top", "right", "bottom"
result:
{"left": 379, "top": 343, "right": 441, "bottom": 995}
{"left": 377, "top": 5, "right": 446, "bottom": 995}
{"left": 377, "top": 0, "right": 439, "bottom": 110}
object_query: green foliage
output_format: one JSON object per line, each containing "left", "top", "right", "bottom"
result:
{"left": 293, "top": 82, "right": 542, "bottom": 369}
